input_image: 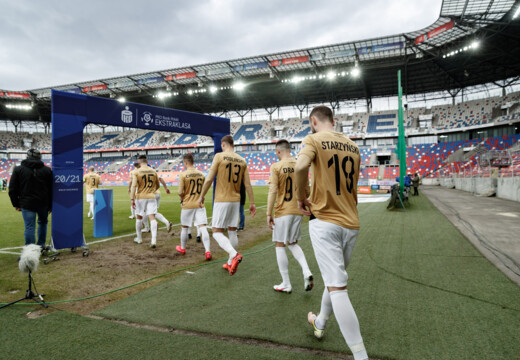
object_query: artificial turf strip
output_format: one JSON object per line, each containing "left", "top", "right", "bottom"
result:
{"left": 0, "top": 307, "right": 328, "bottom": 360}
{"left": 96, "top": 194, "right": 520, "bottom": 360}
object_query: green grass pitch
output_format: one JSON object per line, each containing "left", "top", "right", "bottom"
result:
{"left": 1, "top": 187, "right": 519, "bottom": 359}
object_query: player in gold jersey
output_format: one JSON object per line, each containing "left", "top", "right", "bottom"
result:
{"left": 266, "top": 140, "right": 313, "bottom": 294}
{"left": 295, "top": 106, "right": 367, "bottom": 360}
{"left": 130, "top": 155, "right": 160, "bottom": 248}
{"left": 177, "top": 153, "right": 211, "bottom": 260}
{"left": 198, "top": 135, "right": 256, "bottom": 275}
{"left": 128, "top": 162, "right": 139, "bottom": 219}
{"left": 141, "top": 176, "right": 173, "bottom": 233}
{"left": 84, "top": 166, "right": 101, "bottom": 219}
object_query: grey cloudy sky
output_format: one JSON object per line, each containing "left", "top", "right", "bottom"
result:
{"left": 0, "top": 0, "right": 442, "bottom": 91}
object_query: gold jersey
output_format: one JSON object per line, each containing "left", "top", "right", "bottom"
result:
{"left": 208, "top": 152, "right": 248, "bottom": 203}
{"left": 84, "top": 172, "right": 101, "bottom": 194}
{"left": 178, "top": 168, "right": 205, "bottom": 209}
{"left": 130, "top": 164, "right": 160, "bottom": 200}
{"left": 298, "top": 131, "right": 361, "bottom": 229}
{"left": 268, "top": 158, "right": 307, "bottom": 218}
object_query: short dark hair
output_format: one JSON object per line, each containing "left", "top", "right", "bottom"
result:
{"left": 137, "top": 155, "right": 147, "bottom": 162}
{"left": 309, "top": 105, "right": 334, "bottom": 124}
{"left": 221, "top": 135, "right": 234, "bottom": 147}
{"left": 27, "top": 148, "right": 41, "bottom": 160}
{"left": 183, "top": 153, "right": 194, "bottom": 164}
{"left": 276, "top": 139, "right": 291, "bottom": 152}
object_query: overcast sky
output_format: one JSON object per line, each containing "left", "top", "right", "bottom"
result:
{"left": 0, "top": 0, "right": 442, "bottom": 91}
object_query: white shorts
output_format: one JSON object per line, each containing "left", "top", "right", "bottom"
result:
{"left": 212, "top": 202, "right": 240, "bottom": 229}
{"left": 155, "top": 193, "right": 161, "bottom": 209}
{"left": 309, "top": 218, "right": 359, "bottom": 288}
{"left": 86, "top": 193, "right": 94, "bottom": 203}
{"left": 272, "top": 215, "right": 302, "bottom": 245}
{"left": 181, "top": 208, "right": 208, "bottom": 227}
{"left": 135, "top": 199, "right": 158, "bottom": 217}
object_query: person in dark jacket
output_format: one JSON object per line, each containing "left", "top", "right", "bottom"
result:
{"left": 238, "top": 180, "right": 246, "bottom": 231}
{"left": 9, "top": 149, "right": 53, "bottom": 247}
{"left": 412, "top": 173, "right": 420, "bottom": 196}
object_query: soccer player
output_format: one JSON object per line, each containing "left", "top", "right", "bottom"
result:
{"left": 295, "top": 106, "right": 368, "bottom": 360}
{"left": 198, "top": 135, "right": 256, "bottom": 275}
{"left": 128, "top": 162, "right": 139, "bottom": 219}
{"left": 84, "top": 166, "right": 101, "bottom": 219}
{"left": 177, "top": 153, "right": 211, "bottom": 260}
{"left": 267, "top": 139, "right": 313, "bottom": 294}
{"left": 142, "top": 177, "right": 173, "bottom": 233}
{"left": 130, "top": 155, "right": 160, "bottom": 248}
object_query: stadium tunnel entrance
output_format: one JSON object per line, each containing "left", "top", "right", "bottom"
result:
{"left": 51, "top": 90, "right": 229, "bottom": 250}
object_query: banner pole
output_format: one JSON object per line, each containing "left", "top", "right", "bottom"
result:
{"left": 397, "top": 70, "right": 406, "bottom": 202}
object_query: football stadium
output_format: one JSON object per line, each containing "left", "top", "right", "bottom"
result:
{"left": 1, "top": 1, "right": 520, "bottom": 359}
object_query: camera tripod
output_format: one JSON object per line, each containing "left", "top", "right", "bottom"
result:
{"left": 0, "top": 271, "right": 47, "bottom": 309}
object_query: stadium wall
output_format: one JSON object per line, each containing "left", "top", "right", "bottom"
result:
{"left": 496, "top": 177, "right": 520, "bottom": 202}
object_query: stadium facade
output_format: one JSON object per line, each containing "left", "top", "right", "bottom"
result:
{"left": 0, "top": 0, "right": 519, "bottom": 200}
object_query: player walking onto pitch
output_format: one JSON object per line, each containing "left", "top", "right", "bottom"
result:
{"left": 84, "top": 166, "right": 101, "bottom": 219}
{"left": 177, "top": 153, "right": 211, "bottom": 260}
{"left": 267, "top": 139, "right": 313, "bottom": 294}
{"left": 128, "top": 162, "right": 139, "bottom": 219}
{"left": 141, "top": 176, "right": 173, "bottom": 233}
{"left": 198, "top": 135, "right": 256, "bottom": 275}
{"left": 130, "top": 155, "right": 160, "bottom": 248}
{"left": 295, "top": 106, "right": 368, "bottom": 360}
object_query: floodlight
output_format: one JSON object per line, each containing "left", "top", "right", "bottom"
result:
{"left": 6, "top": 104, "right": 32, "bottom": 110}
{"left": 156, "top": 91, "right": 172, "bottom": 99}
{"left": 233, "top": 82, "right": 246, "bottom": 91}
{"left": 292, "top": 76, "right": 302, "bottom": 84}
{"left": 327, "top": 71, "right": 336, "bottom": 80}
{"left": 209, "top": 85, "right": 218, "bottom": 93}
{"left": 513, "top": 6, "right": 520, "bottom": 19}
{"left": 187, "top": 89, "right": 194, "bottom": 95}
{"left": 471, "top": 41, "right": 480, "bottom": 49}
{"left": 117, "top": 97, "right": 126, "bottom": 103}
{"left": 351, "top": 67, "right": 361, "bottom": 77}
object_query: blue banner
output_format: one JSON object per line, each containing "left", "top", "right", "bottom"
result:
{"left": 93, "top": 189, "right": 113, "bottom": 238}
{"left": 51, "top": 90, "right": 229, "bottom": 249}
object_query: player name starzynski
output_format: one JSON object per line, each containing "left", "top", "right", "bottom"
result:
{"left": 321, "top": 141, "right": 359, "bottom": 154}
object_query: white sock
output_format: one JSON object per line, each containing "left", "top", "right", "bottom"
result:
{"left": 155, "top": 212, "right": 169, "bottom": 227}
{"left": 135, "top": 219, "right": 143, "bottom": 242}
{"left": 180, "top": 228, "right": 188, "bottom": 249}
{"left": 200, "top": 227, "right": 210, "bottom": 252}
{"left": 329, "top": 290, "right": 367, "bottom": 360}
{"left": 142, "top": 215, "right": 149, "bottom": 230}
{"left": 89, "top": 202, "right": 94, "bottom": 217}
{"left": 228, "top": 230, "right": 238, "bottom": 249}
{"left": 213, "top": 232, "right": 237, "bottom": 264}
{"left": 150, "top": 219, "right": 158, "bottom": 245}
{"left": 315, "top": 289, "right": 332, "bottom": 330}
{"left": 197, "top": 227, "right": 201, "bottom": 237}
{"left": 131, "top": 207, "right": 135, "bottom": 217}
{"left": 188, "top": 227, "right": 191, "bottom": 236}
{"left": 287, "top": 243, "right": 312, "bottom": 277}
{"left": 275, "top": 247, "right": 291, "bottom": 287}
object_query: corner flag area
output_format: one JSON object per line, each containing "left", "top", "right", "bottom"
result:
{"left": 1, "top": 189, "right": 518, "bottom": 360}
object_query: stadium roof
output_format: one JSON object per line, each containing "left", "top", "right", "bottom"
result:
{"left": 1, "top": 0, "right": 520, "bottom": 123}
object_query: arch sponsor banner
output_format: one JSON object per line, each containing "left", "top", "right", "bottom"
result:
{"left": 358, "top": 186, "right": 371, "bottom": 194}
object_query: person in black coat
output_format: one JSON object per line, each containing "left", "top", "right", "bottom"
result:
{"left": 238, "top": 180, "right": 246, "bottom": 230}
{"left": 9, "top": 149, "right": 53, "bottom": 247}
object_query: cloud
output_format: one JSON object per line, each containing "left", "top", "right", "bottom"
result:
{"left": 0, "top": 0, "right": 441, "bottom": 90}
